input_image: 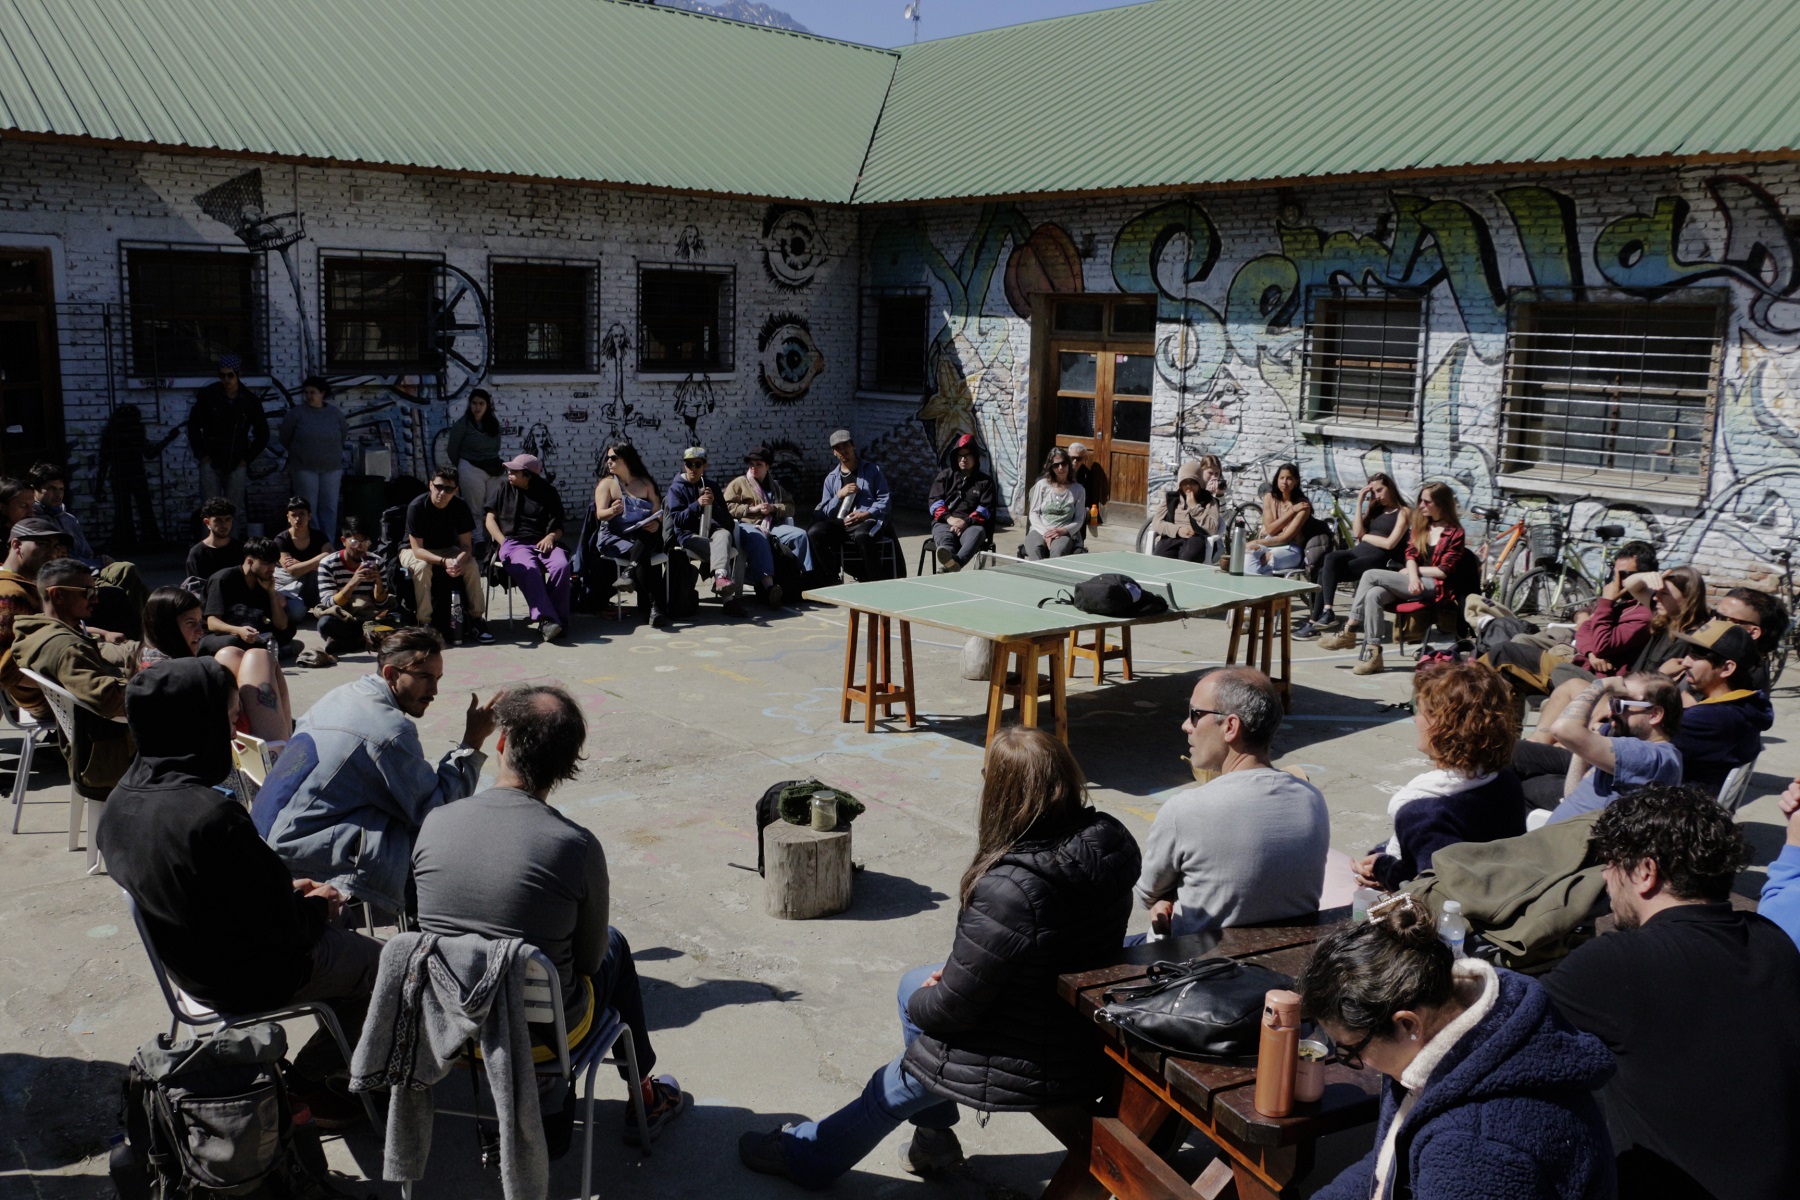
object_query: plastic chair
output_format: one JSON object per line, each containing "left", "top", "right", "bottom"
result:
{"left": 120, "top": 888, "right": 381, "bottom": 1128}
{"left": 400, "top": 948, "right": 650, "bottom": 1200}
{"left": 1714, "top": 757, "right": 1759, "bottom": 815}
{"left": 4, "top": 689, "right": 55, "bottom": 834}
{"left": 230, "top": 733, "right": 286, "bottom": 808}
{"left": 20, "top": 667, "right": 123, "bottom": 873}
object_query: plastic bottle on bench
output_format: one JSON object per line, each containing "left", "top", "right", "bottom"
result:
{"left": 1440, "top": 901, "right": 1469, "bottom": 959}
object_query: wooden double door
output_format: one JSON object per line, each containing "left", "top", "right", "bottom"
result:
{"left": 1043, "top": 295, "right": 1157, "bottom": 511}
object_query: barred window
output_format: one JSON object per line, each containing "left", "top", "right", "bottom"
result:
{"left": 492, "top": 260, "right": 595, "bottom": 372}
{"left": 124, "top": 248, "right": 263, "bottom": 376}
{"left": 323, "top": 256, "right": 436, "bottom": 373}
{"left": 1302, "top": 294, "right": 1424, "bottom": 428}
{"left": 1500, "top": 300, "right": 1721, "bottom": 497}
{"left": 860, "top": 289, "right": 929, "bottom": 391}
{"left": 637, "top": 265, "right": 733, "bottom": 373}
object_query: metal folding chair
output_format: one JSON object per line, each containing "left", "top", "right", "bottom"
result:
{"left": 20, "top": 667, "right": 123, "bottom": 873}
{"left": 1714, "top": 757, "right": 1759, "bottom": 815}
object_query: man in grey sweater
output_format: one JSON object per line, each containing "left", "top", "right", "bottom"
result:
{"left": 412, "top": 685, "right": 690, "bottom": 1150}
{"left": 1133, "top": 667, "right": 1331, "bottom": 940}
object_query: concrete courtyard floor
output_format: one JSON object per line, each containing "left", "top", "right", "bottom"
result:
{"left": 3, "top": 532, "right": 1794, "bottom": 1199}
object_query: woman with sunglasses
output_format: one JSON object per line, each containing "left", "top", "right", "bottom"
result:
{"left": 1299, "top": 894, "right": 1614, "bottom": 1200}
{"left": 1024, "top": 447, "right": 1087, "bottom": 559}
{"left": 591, "top": 443, "right": 668, "bottom": 628}
{"left": 1321, "top": 481, "right": 1470, "bottom": 675}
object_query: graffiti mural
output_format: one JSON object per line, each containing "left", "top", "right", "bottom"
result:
{"left": 673, "top": 373, "right": 717, "bottom": 442}
{"left": 599, "top": 322, "right": 659, "bottom": 443}
{"left": 756, "top": 313, "right": 825, "bottom": 405}
{"left": 761, "top": 205, "right": 828, "bottom": 292}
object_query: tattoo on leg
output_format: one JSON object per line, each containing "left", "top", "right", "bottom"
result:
{"left": 255, "top": 683, "right": 278, "bottom": 710}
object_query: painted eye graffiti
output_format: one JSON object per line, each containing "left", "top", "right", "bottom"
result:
{"left": 758, "top": 313, "right": 824, "bottom": 404}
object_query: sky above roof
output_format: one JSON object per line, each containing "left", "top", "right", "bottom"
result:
{"left": 764, "top": 0, "right": 1158, "bottom": 47}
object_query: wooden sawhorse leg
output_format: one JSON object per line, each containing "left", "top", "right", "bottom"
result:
{"left": 1222, "top": 600, "right": 1293, "bottom": 712}
{"left": 986, "top": 637, "right": 1070, "bottom": 746}
{"left": 840, "top": 609, "right": 915, "bottom": 731}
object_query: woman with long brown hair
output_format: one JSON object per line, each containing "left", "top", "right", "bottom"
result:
{"left": 739, "top": 727, "right": 1139, "bottom": 1187}
{"left": 1321, "top": 481, "right": 1469, "bottom": 675}
{"left": 1296, "top": 472, "right": 1411, "bottom": 638}
{"left": 1246, "top": 460, "right": 1313, "bottom": 574}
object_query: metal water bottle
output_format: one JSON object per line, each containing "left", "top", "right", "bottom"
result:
{"left": 1227, "top": 522, "right": 1246, "bottom": 575}
{"left": 1253, "top": 989, "right": 1302, "bottom": 1117}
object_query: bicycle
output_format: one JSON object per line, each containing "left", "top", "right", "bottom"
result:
{"left": 1466, "top": 494, "right": 1555, "bottom": 606}
{"left": 1770, "top": 546, "right": 1796, "bottom": 686}
{"left": 1501, "top": 501, "right": 1628, "bottom": 622}
{"left": 1304, "top": 477, "right": 1359, "bottom": 552}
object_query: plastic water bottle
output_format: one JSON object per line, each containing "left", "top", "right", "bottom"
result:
{"left": 1440, "top": 901, "right": 1469, "bottom": 959}
{"left": 1351, "top": 887, "right": 1380, "bottom": 923}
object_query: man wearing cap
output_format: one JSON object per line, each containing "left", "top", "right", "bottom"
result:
{"left": 485, "top": 453, "right": 571, "bottom": 642}
{"left": 188, "top": 354, "right": 270, "bottom": 514}
{"left": 726, "top": 445, "right": 810, "bottom": 607}
{"left": 0, "top": 516, "right": 74, "bottom": 717}
{"left": 1670, "top": 617, "right": 1774, "bottom": 796}
{"left": 927, "top": 433, "right": 997, "bottom": 572}
{"left": 807, "top": 431, "right": 894, "bottom": 582}
{"left": 667, "top": 446, "right": 746, "bottom": 617}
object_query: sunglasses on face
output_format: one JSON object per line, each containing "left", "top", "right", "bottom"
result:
{"left": 48, "top": 583, "right": 98, "bottom": 599}
{"left": 1710, "top": 609, "right": 1758, "bottom": 629}
{"left": 430, "top": 483, "right": 457, "bottom": 494}
{"left": 1187, "top": 705, "right": 1228, "bottom": 725}
{"left": 1610, "top": 698, "right": 1652, "bottom": 718}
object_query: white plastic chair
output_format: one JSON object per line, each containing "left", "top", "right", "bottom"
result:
{"left": 121, "top": 888, "right": 381, "bottom": 1128}
{"left": 400, "top": 947, "right": 650, "bottom": 1200}
{"left": 230, "top": 733, "right": 286, "bottom": 808}
{"left": 1714, "top": 757, "right": 1759, "bottom": 815}
{"left": 20, "top": 667, "right": 124, "bottom": 874}
{"left": 4, "top": 689, "right": 55, "bottom": 834}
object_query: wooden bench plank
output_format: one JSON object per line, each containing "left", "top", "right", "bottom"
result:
{"left": 1089, "top": 1117, "right": 1192, "bottom": 1200}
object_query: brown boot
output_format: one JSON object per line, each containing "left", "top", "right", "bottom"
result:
{"left": 1352, "top": 644, "right": 1385, "bottom": 675}
{"left": 1318, "top": 627, "right": 1360, "bottom": 652}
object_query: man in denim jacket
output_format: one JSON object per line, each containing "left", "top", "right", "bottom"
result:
{"left": 253, "top": 626, "right": 498, "bottom": 915}
{"left": 805, "top": 430, "right": 893, "bottom": 582}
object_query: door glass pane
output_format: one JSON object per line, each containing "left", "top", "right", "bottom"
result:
{"left": 0, "top": 254, "right": 45, "bottom": 297}
{"left": 1112, "top": 302, "right": 1157, "bottom": 335}
{"left": 1057, "top": 395, "right": 1095, "bottom": 438}
{"left": 1055, "top": 302, "right": 1104, "bottom": 333}
{"left": 1114, "top": 353, "right": 1154, "bottom": 397}
{"left": 1058, "top": 351, "right": 1098, "bottom": 393}
{"left": 1112, "top": 398, "right": 1151, "bottom": 443}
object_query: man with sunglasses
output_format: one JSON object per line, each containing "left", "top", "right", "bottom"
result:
{"left": 1668, "top": 617, "right": 1773, "bottom": 796}
{"left": 1131, "top": 667, "right": 1329, "bottom": 941}
{"left": 668, "top": 446, "right": 746, "bottom": 617}
{"left": 187, "top": 353, "right": 270, "bottom": 515}
{"left": 1711, "top": 587, "right": 1789, "bottom": 691}
{"left": 402, "top": 467, "right": 493, "bottom": 644}
{"left": 1528, "top": 671, "right": 1682, "bottom": 826}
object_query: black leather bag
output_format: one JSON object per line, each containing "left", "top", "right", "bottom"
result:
{"left": 1093, "top": 957, "right": 1295, "bottom": 1064}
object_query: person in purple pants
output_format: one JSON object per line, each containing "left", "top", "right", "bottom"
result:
{"left": 484, "top": 453, "right": 571, "bottom": 643}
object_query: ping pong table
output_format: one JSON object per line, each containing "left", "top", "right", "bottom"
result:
{"left": 803, "top": 551, "right": 1315, "bottom": 744}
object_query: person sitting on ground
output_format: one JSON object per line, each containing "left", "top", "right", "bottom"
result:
{"left": 591, "top": 442, "right": 669, "bottom": 628}
{"left": 12, "top": 557, "right": 137, "bottom": 795}
{"left": 1302, "top": 894, "right": 1614, "bottom": 1200}
{"left": 1543, "top": 785, "right": 1800, "bottom": 1198}
{"left": 1296, "top": 473, "right": 1409, "bottom": 638}
{"left": 927, "top": 433, "right": 996, "bottom": 572}
{"left": 141, "top": 586, "right": 291, "bottom": 742}
{"left": 1352, "top": 662, "right": 1525, "bottom": 892}
{"left": 315, "top": 516, "right": 392, "bottom": 655}
{"left": 668, "top": 446, "right": 746, "bottom": 616}
{"left": 807, "top": 430, "right": 893, "bottom": 582}
{"left": 184, "top": 497, "right": 245, "bottom": 591}
{"left": 739, "top": 727, "right": 1140, "bottom": 1186}
{"left": 0, "top": 517, "right": 74, "bottom": 718}
{"left": 1320, "top": 481, "right": 1470, "bottom": 676}
{"left": 99, "top": 658, "right": 380, "bottom": 1128}
{"left": 414, "top": 685, "right": 692, "bottom": 1151}
{"left": 486, "top": 453, "right": 570, "bottom": 643}
{"left": 1023, "top": 446, "right": 1086, "bottom": 560}
{"left": 273, "top": 496, "right": 332, "bottom": 626}
{"left": 252, "top": 627, "right": 497, "bottom": 918}
{"left": 1666, "top": 616, "right": 1772, "bottom": 796}
{"left": 200, "top": 537, "right": 295, "bottom": 660}
{"left": 1246, "top": 462, "right": 1312, "bottom": 575}
{"left": 725, "top": 445, "right": 810, "bottom": 607}
{"left": 1513, "top": 672, "right": 1682, "bottom": 825}
{"left": 1763, "top": 779, "right": 1800, "bottom": 949}
{"left": 1133, "top": 666, "right": 1330, "bottom": 940}
{"left": 0, "top": 475, "right": 37, "bottom": 541}
{"left": 1713, "top": 585, "right": 1790, "bottom": 692}
{"left": 1149, "top": 459, "right": 1220, "bottom": 563}
{"left": 402, "top": 468, "right": 493, "bottom": 645}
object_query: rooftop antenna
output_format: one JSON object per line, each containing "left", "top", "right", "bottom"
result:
{"left": 903, "top": 1, "right": 921, "bottom": 42}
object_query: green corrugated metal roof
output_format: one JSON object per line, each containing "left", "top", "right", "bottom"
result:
{"left": 0, "top": 0, "right": 898, "bottom": 202}
{"left": 3, "top": 0, "right": 1800, "bottom": 204}
{"left": 853, "top": 0, "right": 1800, "bottom": 203}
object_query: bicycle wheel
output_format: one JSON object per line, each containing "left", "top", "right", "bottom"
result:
{"left": 1229, "top": 502, "right": 1263, "bottom": 541}
{"left": 1772, "top": 630, "right": 1791, "bottom": 687}
{"left": 1505, "top": 566, "right": 1596, "bottom": 622}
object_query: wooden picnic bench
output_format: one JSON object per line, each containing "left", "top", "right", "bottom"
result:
{"left": 1044, "top": 908, "right": 1379, "bottom": 1200}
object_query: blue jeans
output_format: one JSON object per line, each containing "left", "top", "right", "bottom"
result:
{"left": 1249, "top": 543, "right": 1304, "bottom": 575}
{"left": 290, "top": 468, "right": 344, "bottom": 541}
{"left": 778, "top": 964, "right": 957, "bottom": 1187}
{"left": 738, "top": 524, "right": 813, "bottom": 579}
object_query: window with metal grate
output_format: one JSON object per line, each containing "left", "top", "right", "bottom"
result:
{"left": 123, "top": 246, "right": 265, "bottom": 376}
{"left": 1301, "top": 292, "right": 1425, "bottom": 429}
{"left": 321, "top": 255, "right": 439, "bottom": 373}
{"left": 859, "top": 288, "right": 929, "bottom": 391}
{"left": 491, "top": 260, "right": 596, "bottom": 372}
{"left": 637, "top": 264, "right": 733, "bottom": 373}
{"left": 1499, "top": 297, "right": 1722, "bottom": 498}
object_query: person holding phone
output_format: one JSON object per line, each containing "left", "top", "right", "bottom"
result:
{"left": 315, "top": 516, "right": 392, "bottom": 655}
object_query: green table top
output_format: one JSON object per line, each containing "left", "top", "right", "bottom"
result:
{"left": 803, "top": 550, "right": 1314, "bottom": 641}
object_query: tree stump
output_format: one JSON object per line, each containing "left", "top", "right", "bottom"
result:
{"left": 763, "top": 822, "right": 853, "bottom": 920}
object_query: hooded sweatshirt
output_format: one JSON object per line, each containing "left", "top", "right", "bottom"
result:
{"left": 13, "top": 612, "right": 134, "bottom": 793}
{"left": 98, "top": 659, "right": 330, "bottom": 1013}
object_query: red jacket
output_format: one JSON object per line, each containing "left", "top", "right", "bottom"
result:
{"left": 1572, "top": 595, "right": 1652, "bottom": 675}
{"left": 1405, "top": 525, "right": 1471, "bottom": 607}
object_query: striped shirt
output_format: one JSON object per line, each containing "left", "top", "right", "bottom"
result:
{"left": 319, "top": 550, "right": 385, "bottom": 604}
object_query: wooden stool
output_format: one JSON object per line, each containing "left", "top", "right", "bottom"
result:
{"left": 1066, "top": 624, "right": 1133, "bottom": 684}
{"left": 986, "top": 636, "right": 1068, "bottom": 745}
{"left": 839, "top": 610, "right": 916, "bottom": 732}
{"left": 763, "top": 822, "right": 853, "bottom": 919}
{"left": 1224, "top": 597, "right": 1295, "bottom": 711}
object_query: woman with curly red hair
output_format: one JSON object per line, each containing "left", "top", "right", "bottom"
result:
{"left": 1353, "top": 661, "right": 1525, "bottom": 891}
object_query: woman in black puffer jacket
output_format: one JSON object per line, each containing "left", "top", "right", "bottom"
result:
{"left": 739, "top": 727, "right": 1140, "bottom": 1188}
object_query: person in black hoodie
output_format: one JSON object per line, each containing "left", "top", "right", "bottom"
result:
{"left": 926, "top": 433, "right": 998, "bottom": 572}
{"left": 739, "top": 726, "right": 1140, "bottom": 1187}
{"left": 97, "top": 658, "right": 381, "bottom": 1126}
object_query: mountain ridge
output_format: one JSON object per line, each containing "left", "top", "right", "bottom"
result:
{"left": 657, "top": 0, "right": 810, "bottom": 33}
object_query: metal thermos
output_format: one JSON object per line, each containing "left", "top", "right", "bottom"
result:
{"left": 1227, "top": 523, "right": 1246, "bottom": 575}
{"left": 1253, "top": 989, "right": 1303, "bottom": 1117}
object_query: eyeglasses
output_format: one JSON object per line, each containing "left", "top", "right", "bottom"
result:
{"left": 429, "top": 483, "right": 457, "bottom": 494}
{"left": 1187, "top": 705, "right": 1228, "bottom": 725}
{"left": 1610, "top": 698, "right": 1652, "bottom": 719}
{"left": 48, "top": 583, "right": 98, "bottom": 599}
{"left": 685, "top": 459, "right": 707, "bottom": 466}
{"left": 603, "top": 454, "right": 618, "bottom": 462}
{"left": 1711, "top": 609, "right": 1759, "bottom": 629}
{"left": 1330, "top": 1029, "right": 1377, "bottom": 1071}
